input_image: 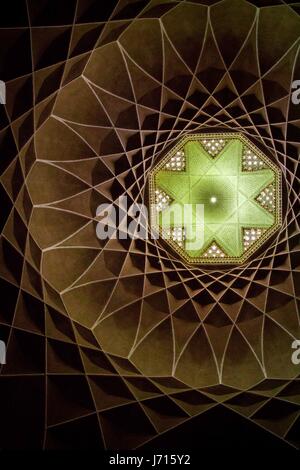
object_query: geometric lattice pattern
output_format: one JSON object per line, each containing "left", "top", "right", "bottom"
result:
{"left": 242, "top": 145, "right": 267, "bottom": 171}
{"left": 149, "top": 133, "right": 282, "bottom": 264}
{"left": 162, "top": 149, "right": 185, "bottom": 171}
{"left": 203, "top": 241, "right": 226, "bottom": 259}
{"left": 200, "top": 137, "right": 226, "bottom": 157}
{"left": 0, "top": 0, "right": 300, "bottom": 452}
{"left": 154, "top": 188, "right": 171, "bottom": 212}
{"left": 256, "top": 183, "right": 276, "bottom": 213}
{"left": 165, "top": 226, "right": 186, "bottom": 248}
{"left": 243, "top": 228, "right": 265, "bottom": 251}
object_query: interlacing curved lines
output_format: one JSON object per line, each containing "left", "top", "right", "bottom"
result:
{"left": 0, "top": 0, "right": 300, "bottom": 450}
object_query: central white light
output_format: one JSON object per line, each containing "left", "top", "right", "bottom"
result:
{"left": 210, "top": 196, "right": 217, "bottom": 204}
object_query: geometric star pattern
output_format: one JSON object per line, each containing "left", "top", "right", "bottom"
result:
{"left": 0, "top": 0, "right": 300, "bottom": 451}
{"left": 150, "top": 133, "right": 282, "bottom": 263}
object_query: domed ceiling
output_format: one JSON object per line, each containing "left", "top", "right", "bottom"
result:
{"left": 0, "top": 0, "right": 300, "bottom": 451}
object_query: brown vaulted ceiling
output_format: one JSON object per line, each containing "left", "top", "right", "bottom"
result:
{"left": 0, "top": 0, "right": 300, "bottom": 450}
